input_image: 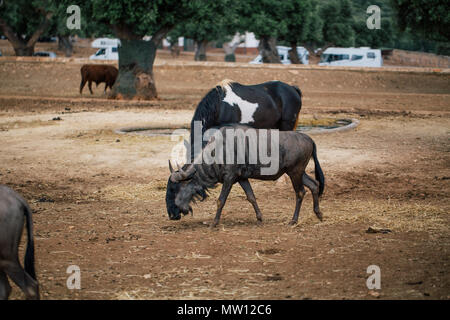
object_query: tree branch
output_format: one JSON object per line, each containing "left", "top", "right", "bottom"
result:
{"left": 26, "top": 11, "right": 54, "bottom": 47}
{"left": 151, "top": 25, "right": 174, "bottom": 46}
{"left": 0, "top": 18, "right": 24, "bottom": 48}
{"left": 110, "top": 23, "right": 141, "bottom": 40}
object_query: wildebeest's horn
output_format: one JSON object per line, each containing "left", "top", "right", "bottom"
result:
{"left": 168, "top": 160, "right": 174, "bottom": 173}
{"left": 170, "top": 164, "right": 196, "bottom": 182}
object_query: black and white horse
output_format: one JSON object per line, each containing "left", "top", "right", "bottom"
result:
{"left": 189, "top": 79, "right": 302, "bottom": 160}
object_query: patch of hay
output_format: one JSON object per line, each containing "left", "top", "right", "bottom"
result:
{"left": 319, "top": 199, "right": 449, "bottom": 233}
{"left": 101, "top": 181, "right": 167, "bottom": 201}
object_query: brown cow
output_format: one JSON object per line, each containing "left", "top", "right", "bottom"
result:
{"left": 80, "top": 64, "right": 118, "bottom": 95}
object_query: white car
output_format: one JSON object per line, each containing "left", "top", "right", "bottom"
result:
{"left": 33, "top": 51, "right": 57, "bottom": 58}
{"left": 319, "top": 47, "right": 383, "bottom": 67}
{"left": 250, "top": 46, "right": 309, "bottom": 65}
{"left": 89, "top": 38, "right": 120, "bottom": 60}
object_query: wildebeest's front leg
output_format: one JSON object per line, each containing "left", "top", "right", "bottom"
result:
{"left": 238, "top": 179, "right": 263, "bottom": 223}
{"left": 211, "top": 182, "right": 233, "bottom": 228}
{"left": 0, "top": 271, "right": 12, "bottom": 300}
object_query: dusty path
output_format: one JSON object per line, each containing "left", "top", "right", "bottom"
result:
{"left": 0, "top": 61, "right": 449, "bottom": 299}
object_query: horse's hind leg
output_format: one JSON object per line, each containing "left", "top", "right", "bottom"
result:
{"left": 287, "top": 169, "right": 306, "bottom": 225}
{"left": 0, "top": 270, "right": 12, "bottom": 300}
{"left": 238, "top": 179, "right": 263, "bottom": 223}
{"left": 303, "top": 173, "right": 323, "bottom": 221}
{"left": 3, "top": 261, "right": 39, "bottom": 300}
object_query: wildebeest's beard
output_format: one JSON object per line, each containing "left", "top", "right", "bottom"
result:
{"left": 166, "top": 178, "right": 208, "bottom": 221}
{"left": 166, "top": 179, "right": 182, "bottom": 220}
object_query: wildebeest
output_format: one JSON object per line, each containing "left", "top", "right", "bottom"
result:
{"left": 166, "top": 125, "right": 324, "bottom": 227}
{"left": 0, "top": 185, "right": 39, "bottom": 300}
{"left": 188, "top": 79, "right": 302, "bottom": 160}
{"left": 79, "top": 64, "right": 118, "bottom": 95}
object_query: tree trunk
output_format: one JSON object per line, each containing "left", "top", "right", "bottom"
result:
{"left": 194, "top": 40, "right": 207, "bottom": 61}
{"left": 109, "top": 39, "right": 158, "bottom": 100}
{"left": 13, "top": 45, "right": 35, "bottom": 56}
{"left": 258, "top": 36, "right": 281, "bottom": 63}
{"left": 58, "top": 35, "right": 73, "bottom": 57}
{"left": 223, "top": 39, "right": 243, "bottom": 62}
{"left": 288, "top": 41, "right": 301, "bottom": 64}
{"left": 0, "top": 12, "right": 53, "bottom": 57}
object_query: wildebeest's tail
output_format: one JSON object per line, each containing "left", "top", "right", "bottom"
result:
{"left": 23, "top": 203, "right": 37, "bottom": 280}
{"left": 312, "top": 142, "right": 325, "bottom": 196}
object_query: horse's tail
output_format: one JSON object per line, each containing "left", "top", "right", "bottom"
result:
{"left": 312, "top": 142, "right": 325, "bottom": 197}
{"left": 293, "top": 85, "right": 302, "bottom": 99}
{"left": 23, "top": 202, "right": 37, "bottom": 280}
{"left": 292, "top": 86, "right": 303, "bottom": 130}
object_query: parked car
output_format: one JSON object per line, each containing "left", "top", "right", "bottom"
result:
{"left": 89, "top": 38, "right": 120, "bottom": 60}
{"left": 250, "top": 46, "right": 309, "bottom": 65}
{"left": 33, "top": 51, "right": 57, "bottom": 58}
{"left": 318, "top": 47, "right": 383, "bottom": 67}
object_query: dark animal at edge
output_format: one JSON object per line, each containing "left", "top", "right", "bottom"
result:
{"left": 166, "top": 125, "right": 325, "bottom": 227}
{"left": 0, "top": 185, "right": 39, "bottom": 300}
{"left": 79, "top": 64, "right": 118, "bottom": 95}
{"left": 188, "top": 79, "right": 303, "bottom": 160}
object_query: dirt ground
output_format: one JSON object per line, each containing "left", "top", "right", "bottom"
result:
{"left": 0, "top": 59, "right": 449, "bottom": 300}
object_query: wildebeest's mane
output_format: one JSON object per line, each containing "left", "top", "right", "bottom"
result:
{"left": 189, "top": 163, "right": 221, "bottom": 203}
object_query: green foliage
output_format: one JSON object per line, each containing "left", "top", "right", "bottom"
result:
{"left": 390, "top": 0, "right": 450, "bottom": 42}
{"left": 239, "top": 0, "right": 289, "bottom": 39}
{"left": 319, "top": 0, "right": 355, "bottom": 46}
{"left": 169, "top": 0, "right": 238, "bottom": 42}
{"left": 0, "top": 0, "right": 54, "bottom": 40}
{"left": 90, "top": 0, "right": 204, "bottom": 38}
{"left": 278, "top": 0, "right": 323, "bottom": 45}
{"left": 2, "top": 0, "right": 448, "bottom": 56}
{"left": 47, "top": 2, "right": 111, "bottom": 38}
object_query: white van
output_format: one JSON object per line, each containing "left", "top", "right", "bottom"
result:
{"left": 250, "top": 46, "right": 309, "bottom": 65}
{"left": 318, "top": 47, "right": 383, "bottom": 67}
{"left": 89, "top": 38, "right": 121, "bottom": 60}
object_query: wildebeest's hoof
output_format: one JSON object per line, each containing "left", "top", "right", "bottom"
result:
{"left": 209, "top": 221, "right": 218, "bottom": 229}
{"left": 288, "top": 220, "right": 297, "bottom": 226}
{"left": 316, "top": 212, "right": 323, "bottom": 221}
